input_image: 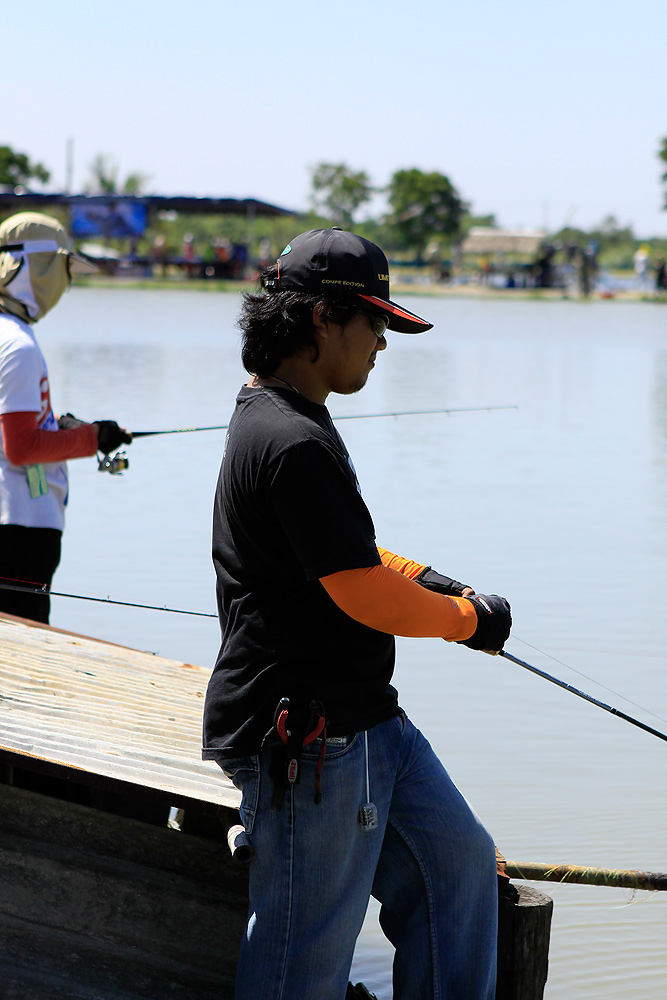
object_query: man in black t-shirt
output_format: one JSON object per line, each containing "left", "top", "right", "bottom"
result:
{"left": 203, "top": 229, "right": 511, "bottom": 1000}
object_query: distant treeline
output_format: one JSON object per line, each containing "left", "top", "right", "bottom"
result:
{"left": 3, "top": 146, "right": 667, "bottom": 270}
{"left": 147, "top": 210, "right": 667, "bottom": 273}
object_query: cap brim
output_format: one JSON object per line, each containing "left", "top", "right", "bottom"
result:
{"left": 357, "top": 293, "right": 433, "bottom": 334}
{"left": 68, "top": 252, "right": 100, "bottom": 275}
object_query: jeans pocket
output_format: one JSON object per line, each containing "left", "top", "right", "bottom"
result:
{"left": 221, "top": 755, "right": 260, "bottom": 834}
{"left": 301, "top": 732, "right": 360, "bottom": 761}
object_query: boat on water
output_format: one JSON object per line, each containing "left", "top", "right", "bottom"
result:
{"left": 0, "top": 613, "right": 245, "bottom": 1000}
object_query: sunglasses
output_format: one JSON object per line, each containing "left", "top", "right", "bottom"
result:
{"left": 361, "top": 311, "right": 389, "bottom": 339}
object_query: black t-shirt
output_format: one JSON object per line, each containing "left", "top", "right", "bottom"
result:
{"left": 202, "top": 386, "right": 399, "bottom": 760}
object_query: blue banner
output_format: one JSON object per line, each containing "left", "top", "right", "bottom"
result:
{"left": 69, "top": 201, "right": 147, "bottom": 238}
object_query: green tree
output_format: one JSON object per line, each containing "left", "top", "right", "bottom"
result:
{"left": 310, "top": 162, "right": 373, "bottom": 229}
{"left": 660, "top": 136, "right": 667, "bottom": 209}
{"left": 386, "top": 168, "right": 466, "bottom": 256}
{"left": 85, "top": 154, "right": 150, "bottom": 195}
{"left": 0, "top": 145, "right": 50, "bottom": 188}
{"left": 589, "top": 215, "right": 635, "bottom": 248}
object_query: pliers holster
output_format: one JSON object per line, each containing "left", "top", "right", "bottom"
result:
{"left": 269, "top": 697, "right": 326, "bottom": 809}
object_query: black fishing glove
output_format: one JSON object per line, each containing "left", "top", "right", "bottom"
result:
{"left": 58, "top": 412, "right": 83, "bottom": 430}
{"left": 458, "top": 594, "right": 512, "bottom": 653}
{"left": 94, "top": 420, "right": 132, "bottom": 454}
{"left": 416, "top": 566, "right": 472, "bottom": 597}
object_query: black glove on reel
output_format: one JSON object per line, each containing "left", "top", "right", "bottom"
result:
{"left": 94, "top": 420, "right": 132, "bottom": 455}
{"left": 57, "top": 412, "right": 82, "bottom": 430}
{"left": 458, "top": 594, "right": 512, "bottom": 653}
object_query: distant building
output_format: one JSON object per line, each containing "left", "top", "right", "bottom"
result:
{"left": 460, "top": 226, "right": 547, "bottom": 256}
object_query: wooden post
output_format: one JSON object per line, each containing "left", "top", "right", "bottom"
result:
{"left": 496, "top": 878, "right": 553, "bottom": 1000}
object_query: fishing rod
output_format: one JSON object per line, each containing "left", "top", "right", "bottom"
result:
{"left": 0, "top": 580, "right": 216, "bottom": 618}
{"left": 5, "top": 577, "right": 663, "bottom": 747}
{"left": 131, "top": 405, "right": 518, "bottom": 438}
{"left": 500, "top": 649, "right": 667, "bottom": 745}
{"left": 502, "top": 860, "right": 667, "bottom": 891}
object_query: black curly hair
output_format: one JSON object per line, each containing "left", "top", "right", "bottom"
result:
{"left": 239, "top": 264, "right": 361, "bottom": 376}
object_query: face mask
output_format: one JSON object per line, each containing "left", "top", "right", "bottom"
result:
{"left": 0, "top": 212, "right": 93, "bottom": 323}
{"left": 0, "top": 246, "right": 70, "bottom": 321}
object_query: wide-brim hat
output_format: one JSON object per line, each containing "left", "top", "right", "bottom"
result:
{"left": 0, "top": 212, "right": 99, "bottom": 275}
{"left": 0, "top": 212, "right": 99, "bottom": 322}
{"left": 270, "top": 228, "right": 432, "bottom": 334}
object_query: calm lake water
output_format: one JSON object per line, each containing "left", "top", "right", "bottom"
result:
{"left": 38, "top": 285, "right": 667, "bottom": 999}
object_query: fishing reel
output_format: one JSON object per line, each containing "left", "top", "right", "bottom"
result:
{"left": 97, "top": 451, "right": 129, "bottom": 475}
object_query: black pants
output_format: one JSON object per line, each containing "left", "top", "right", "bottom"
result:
{"left": 0, "top": 525, "right": 62, "bottom": 624}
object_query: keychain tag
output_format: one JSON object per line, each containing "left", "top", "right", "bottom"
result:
{"left": 359, "top": 802, "right": 378, "bottom": 831}
{"left": 359, "top": 731, "right": 378, "bottom": 831}
{"left": 26, "top": 464, "right": 49, "bottom": 499}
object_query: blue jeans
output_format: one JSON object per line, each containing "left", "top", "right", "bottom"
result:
{"left": 222, "top": 715, "right": 497, "bottom": 1000}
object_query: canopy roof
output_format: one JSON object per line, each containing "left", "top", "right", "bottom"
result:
{"left": 0, "top": 191, "right": 293, "bottom": 218}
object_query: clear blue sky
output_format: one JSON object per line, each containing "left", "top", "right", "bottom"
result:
{"left": 6, "top": 0, "right": 667, "bottom": 236}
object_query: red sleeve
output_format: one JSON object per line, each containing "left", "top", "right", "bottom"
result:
{"left": 1, "top": 411, "right": 99, "bottom": 466}
{"left": 320, "top": 564, "right": 477, "bottom": 642}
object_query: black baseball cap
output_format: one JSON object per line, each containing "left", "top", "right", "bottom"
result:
{"left": 268, "top": 228, "right": 433, "bottom": 334}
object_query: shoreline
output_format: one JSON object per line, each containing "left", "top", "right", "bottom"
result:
{"left": 73, "top": 275, "right": 667, "bottom": 303}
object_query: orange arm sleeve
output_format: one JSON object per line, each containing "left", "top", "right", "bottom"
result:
{"left": 377, "top": 545, "right": 427, "bottom": 580}
{"left": 1, "top": 411, "right": 99, "bottom": 466}
{"left": 320, "top": 564, "right": 477, "bottom": 642}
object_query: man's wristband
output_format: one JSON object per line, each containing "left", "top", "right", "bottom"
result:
{"left": 416, "top": 567, "right": 471, "bottom": 597}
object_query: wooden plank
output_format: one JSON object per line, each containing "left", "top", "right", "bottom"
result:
{"left": 0, "top": 782, "right": 247, "bottom": 999}
{"left": 0, "top": 616, "right": 240, "bottom": 810}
